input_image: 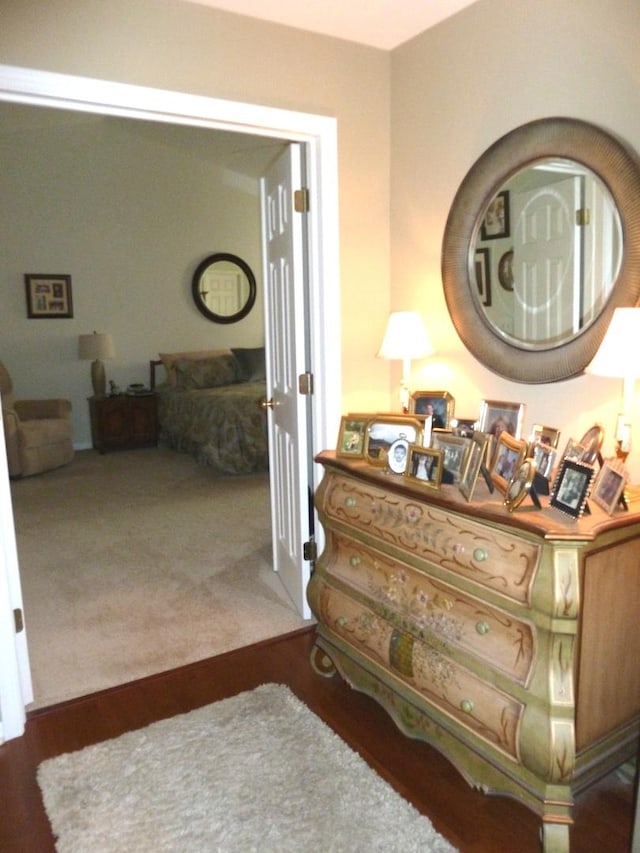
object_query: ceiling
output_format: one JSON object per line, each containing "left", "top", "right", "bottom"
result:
{"left": 180, "top": 0, "right": 480, "bottom": 50}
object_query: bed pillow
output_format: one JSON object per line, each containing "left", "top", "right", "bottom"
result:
{"left": 173, "top": 354, "right": 241, "bottom": 390}
{"left": 232, "top": 347, "right": 267, "bottom": 382}
{"left": 159, "top": 349, "right": 232, "bottom": 387}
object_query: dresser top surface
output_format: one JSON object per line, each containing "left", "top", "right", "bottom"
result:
{"left": 316, "top": 451, "right": 640, "bottom": 542}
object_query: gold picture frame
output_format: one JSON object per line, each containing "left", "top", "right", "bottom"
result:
{"left": 490, "top": 431, "right": 528, "bottom": 495}
{"left": 364, "top": 416, "right": 424, "bottom": 466}
{"left": 408, "top": 391, "right": 455, "bottom": 429}
{"left": 405, "top": 445, "right": 443, "bottom": 489}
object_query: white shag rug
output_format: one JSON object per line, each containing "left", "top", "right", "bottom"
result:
{"left": 38, "top": 683, "right": 457, "bottom": 853}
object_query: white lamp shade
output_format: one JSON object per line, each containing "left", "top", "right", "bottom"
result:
{"left": 585, "top": 307, "right": 640, "bottom": 379}
{"left": 377, "top": 311, "right": 433, "bottom": 360}
{"left": 78, "top": 332, "right": 116, "bottom": 361}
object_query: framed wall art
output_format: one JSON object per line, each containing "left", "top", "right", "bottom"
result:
{"left": 409, "top": 391, "right": 455, "bottom": 429}
{"left": 480, "top": 190, "right": 510, "bottom": 240}
{"left": 25, "top": 273, "right": 73, "bottom": 319}
{"left": 474, "top": 248, "right": 491, "bottom": 306}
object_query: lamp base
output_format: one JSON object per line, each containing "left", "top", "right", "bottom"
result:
{"left": 91, "top": 359, "right": 106, "bottom": 397}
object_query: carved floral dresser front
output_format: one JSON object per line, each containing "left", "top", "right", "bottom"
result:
{"left": 307, "top": 451, "right": 640, "bottom": 853}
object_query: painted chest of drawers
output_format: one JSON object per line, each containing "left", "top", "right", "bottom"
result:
{"left": 307, "top": 452, "right": 640, "bottom": 852}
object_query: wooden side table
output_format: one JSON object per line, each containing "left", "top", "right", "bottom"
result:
{"left": 88, "top": 393, "right": 158, "bottom": 453}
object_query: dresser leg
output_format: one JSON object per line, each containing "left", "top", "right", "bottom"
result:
{"left": 540, "top": 820, "right": 569, "bottom": 853}
{"left": 310, "top": 642, "right": 337, "bottom": 678}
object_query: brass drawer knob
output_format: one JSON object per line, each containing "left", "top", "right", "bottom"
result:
{"left": 336, "top": 616, "right": 348, "bottom": 628}
{"left": 345, "top": 496, "right": 357, "bottom": 508}
{"left": 460, "top": 699, "right": 474, "bottom": 714}
{"left": 350, "top": 555, "right": 361, "bottom": 567}
{"left": 475, "top": 620, "right": 490, "bottom": 635}
{"left": 473, "top": 547, "right": 488, "bottom": 562}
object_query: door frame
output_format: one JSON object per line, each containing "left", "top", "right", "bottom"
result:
{"left": 0, "top": 63, "right": 341, "bottom": 739}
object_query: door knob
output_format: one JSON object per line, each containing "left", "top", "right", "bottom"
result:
{"left": 260, "top": 397, "right": 276, "bottom": 410}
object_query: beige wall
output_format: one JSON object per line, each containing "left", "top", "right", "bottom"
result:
{"left": 391, "top": 0, "right": 640, "bottom": 480}
{"left": 0, "top": 0, "right": 393, "bottom": 419}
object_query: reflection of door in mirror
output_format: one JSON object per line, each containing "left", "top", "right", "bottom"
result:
{"left": 200, "top": 263, "right": 249, "bottom": 317}
{"left": 476, "top": 159, "right": 622, "bottom": 349}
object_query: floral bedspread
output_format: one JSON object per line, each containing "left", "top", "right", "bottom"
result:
{"left": 157, "top": 381, "right": 268, "bottom": 474}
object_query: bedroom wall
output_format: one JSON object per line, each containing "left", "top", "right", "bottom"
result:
{"left": 0, "top": 0, "right": 392, "bottom": 439}
{"left": 391, "top": 0, "right": 640, "bottom": 482}
{"left": 0, "top": 103, "right": 276, "bottom": 447}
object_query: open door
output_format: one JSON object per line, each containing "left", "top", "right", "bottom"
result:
{"left": 0, "top": 404, "right": 33, "bottom": 742}
{"left": 261, "top": 144, "right": 314, "bottom": 619}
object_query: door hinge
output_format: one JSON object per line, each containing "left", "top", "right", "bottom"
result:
{"left": 294, "top": 188, "right": 309, "bottom": 213}
{"left": 298, "top": 372, "right": 314, "bottom": 395}
{"left": 303, "top": 540, "right": 317, "bottom": 562}
{"left": 14, "top": 608, "right": 24, "bottom": 633}
{"left": 576, "top": 207, "right": 591, "bottom": 226}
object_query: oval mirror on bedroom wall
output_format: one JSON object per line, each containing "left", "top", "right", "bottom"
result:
{"left": 192, "top": 252, "right": 257, "bottom": 324}
{"left": 441, "top": 117, "right": 640, "bottom": 383}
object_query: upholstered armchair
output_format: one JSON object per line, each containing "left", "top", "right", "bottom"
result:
{"left": 0, "top": 360, "right": 74, "bottom": 478}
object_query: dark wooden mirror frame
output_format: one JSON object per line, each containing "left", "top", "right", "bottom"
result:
{"left": 191, "top": 252, "right": 257, "bottom": 324}
{"left": 442, "top": 117, "right": 640, "bottom": 383}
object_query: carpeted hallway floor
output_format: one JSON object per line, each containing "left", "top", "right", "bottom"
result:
{"left": 11, "top": 447, "right": 310, "bottom": 709}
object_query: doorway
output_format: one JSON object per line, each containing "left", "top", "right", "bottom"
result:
{"left": 0, "top": 63, "right": 341, "bottom": 739}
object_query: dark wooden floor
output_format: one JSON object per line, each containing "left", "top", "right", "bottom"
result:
{"left": 0, "top": 626, "right": 634, "bottom": 852}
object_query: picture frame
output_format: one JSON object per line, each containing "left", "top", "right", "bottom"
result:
{"left": 490, "top": 431, "right": 528, "bottom": 495}
{"left": 405, "top": 445, "right": 443, "bottom": 489}
{"left": 24, "top": 273, "right": 73, "bottom": 319}
{"left": 504, "top": 458, "right": 537, "bottom": 512}
{"left": 336, "top": 414, "right": 370, "bottom": 458}
{"left": 409, "top": 391, "right": 455, "bottom": 429}
{"left": 364, "top": 416, "right": 424, "bottom": 466}
{"left": 459, "top": 431, "right": 490, "bottom": 502}
{"left": 559, "top": 437, "right": 586, "bottom": 463}
{"left": 387, "top": 437, "right": 410, "bottom": 474}
{"left": 431, "top": 432, "right": 470, "bottom": 484}
{"left": 591, "top": 459, "right": 628, "bottom": 515}
{"left": 451, "top": 417, "right": 477, "bottom": 438}
{"left": 532, "top": 442, "right": 557, "bottom": 480}
{"left": 578, "top": 423, "right": 605, "bottom": 465}
{"left": 474, "top": 248, "right": 491, "bottom": 306}
{"left": 528, "top": 423, "right": 561, "bottom": 449}
{"left": 479, "top": 399, "right": 525, "bottom": 440}
{"left": 550, "top": 458, "right": 595, "bottom": 520}
{"left": 497, "top": 249, "right": 514, "bottom": 291}
{"left": 480, "top": 190, "right": 510, "bottom": 240}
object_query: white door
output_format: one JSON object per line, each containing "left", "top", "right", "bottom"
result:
{"left": 261, "top": 144, "right": 313, "bottom": 619}
{"left": 0, "top": 404, "right": 33, "bottom": 742}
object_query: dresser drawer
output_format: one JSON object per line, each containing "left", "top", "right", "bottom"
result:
{"left": 313, "top": 579, "right": 524, "bottom": 761}
{"left": 323, "top": 531, "right": 536, "bottom": 685}
{"left": 320, "top": 472, "right": 541, "bottom": 605}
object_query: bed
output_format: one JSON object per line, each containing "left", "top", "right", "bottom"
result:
{"left": 150, "top": 347, "right": 268, "bottom": 474}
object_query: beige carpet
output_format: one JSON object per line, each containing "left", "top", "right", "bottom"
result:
{"left": 11, "top": 448, "right": 310, "bottom": 709}
{"left": 38, "top": 683, "right": 458, "bottom": 852}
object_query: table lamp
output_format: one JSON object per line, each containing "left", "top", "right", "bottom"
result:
{"left": 586, "top": 307, "right": 640, "bottom": 461}
{"left": 78, "top": 332, "right": 115, "bottom": 398}
{"left": 377, "top": 311, "right": 433, "bottom": 412}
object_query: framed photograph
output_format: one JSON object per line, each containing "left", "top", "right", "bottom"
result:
{"left": 532, "top": 442, "right": 557, "bottom": 480}
{"left": 388, "top": 437, "right": 410, "bottom": 474}
{"left": 24, "top": 274, "right": 73, "bottom": 319}
{"left": 559, "top": 437, "right": 586, "bottom": 463}
{"left": 480, "top": 190, "right": 510, "bottom": 240}
{"left": 504, "top": 458, "right": 537, "bottom": 512}
{"left": 405, "top": 445, "right": 443, "bottom": 489}
{"left": 490, "top": 431, "right": 528, "bottom": 495}
{"left": 479, "top": 399, "right": 525, "bottom": 440}
{"left": 578, "top": 423, "right": 604, "bottom": 465}
{"left": 431, "top": 433, "right": 470, "bottom": 484}
{"left": 591, "top": 459, "right": 628, "bottom": 515}
{"left": 474, "top": 248, "right": 491, "bottom": 307}
{"left": 451, "top": 417, "right": 477, "bottom": 438}
{"left": 409, "top": 391, "right": 455, "bottom": 429}
{"left": 529, "top": 423, "right": 561, "bottom": 449}
{"left": 498, "top": 249, "right": 514, "bottom": 291}
{"left": 550, "top": 458, "right": 595, "bottom": 520}
{"left": 364, "top": 416, "right": 424, "bottom": 466}
{"left": 336, "top": 414, "right": 370, "bottom": 458}
{"left": 459, "top": 431, "right": 490, "bottom": 502}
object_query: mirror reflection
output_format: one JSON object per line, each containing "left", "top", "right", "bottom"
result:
{"left": 192, "top": 253, "right": 256, "bottom": 324}
{"left": 473, "top": 159, "right": 622, "bottom": 350}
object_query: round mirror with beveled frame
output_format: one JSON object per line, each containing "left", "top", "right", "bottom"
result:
{"left": 442, "top": 118, "right": 640, "bottom": 383}
{"left": 192, "top": 252, "right": 256, "bottom": 324}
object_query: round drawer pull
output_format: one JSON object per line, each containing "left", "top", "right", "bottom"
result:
{"left": 475, "top": 620, "right": 490, "bottom": 635}
{"left": 336, "top": 616, "right": 348, "bottom": 628}
{"left": 460, "top": 699, "right": 474, "bottom": 714}
{"left": 345, "top": 496, "right": 357, "bottom": 508}
{"left": 349, "top": 555, "right": 361, "bottom": 567}
{"left": 473, "top": 547, "right": 488, "bottom": 562}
